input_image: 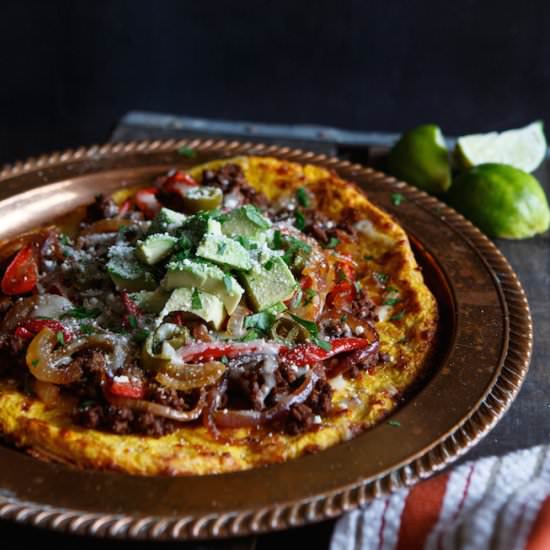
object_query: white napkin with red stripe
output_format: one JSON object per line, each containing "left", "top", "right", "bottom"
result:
{"left": 331, "top": 445, "right": 550, "bottom": 550}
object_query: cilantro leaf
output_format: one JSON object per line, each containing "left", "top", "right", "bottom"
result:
{"left": 374, "top": 272, "right": 389, "bottom": 285}
{"left": 244, "top": 311, "right": 276, "bottom": 333}
{"left": 79, "top": 323, "right": 94, "bottom": 335}
{"left": 391, "top": 310, "right": 405, "bottom": 321}
{"left": 294, "top": 210, "right": 306, "bottom": 231}
{"left": 296, "top": 187, "right": 311, "bottom": 208}
{"left": 177, "top": 146, "right": 196, "bottom": 158}
{"left": 391, "top": 193, "right": 405, "bottom": 206}
{"left": 264, "top": 259, "right": 274, "bottom": 271}
{"left": 243, "top": 205, "right": 270, "bottom": 229}
{"left": 324, "top": 237, "right": 340, "bottom": 249}
{"left": 127, "top": 315, "right": 138, "bottom": 329}
{"left": 56, "top": 331, "right": 65, "bottom": 346}
{"left": 384, "top": 297, "right": 401, "bottom": 306}
{"left": 191, "top": 289, "right": 202, "bottom": 310}
{"left": 388, "top": 420, "right": 401, "bottom": 427}
{"left": 62, "top": 307, "right": 101, "bottom": 320}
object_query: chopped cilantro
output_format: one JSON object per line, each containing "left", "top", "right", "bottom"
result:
{"left": 353, "top": 280, "right": 362, "bottom": 293}
{"left": 289, "top": 314, "right": 318, "bottom": 337}
{"left": 220, "top": 355, "right": 229, "bottom": 365}
{"left": 387, "top": 420, "right": 401, "bottom": 427}
{"left": 242, "top": 329, "right": 259, "bottom": 341}
{"left": 268, "top": 302, "right": 287, "bottom": 314}
{"left": 314, "top": 337, "right": 332, "bottom": 351}
{"left": 364, "top": 255, "right": 374, "bottom": 261}
{"left": 264, "top": 259, "right": 274, "bottom": 271}
{"left": 340, "top": 314, "right": 348, "bottom": 323}
{"left": 62, "top": 307, "right": 101, "bottom": 320}
{"left": 236, "top": 235, "right": 258, "bottom": 250}
{"left": 243, "top": 204, "right": 270, "bottom": 229}
{"left": 31, "top": 359, "right": 39, "bottom": 367}
{"left": 324, "top": 237, "right": 340, "bottom": 249}
{"left": 296, "top": 187, "right": 311, "bottom": 208}
{"left": 128, "top": 315, "right": 138, "bottom": 329}
{"left": 294, "top": 210, "right": 306, "bottom": 231}
{"left": 244, "top": 311, "right": 276, "bottom": 333}
{"left": 223, "top": 274, "right": 233, "bottom": 293}
{"left": 56, "top": 331, "right": 65, "bottom": 346}
{"left": 304, "top": 288, "right": 317, "bottom": 305}
{"left": 79, "top": 399, "right": 97, "bottom": 410}
{"left": 132, "top": 328, "right": 150, "bottom": 343}
{"left": 79, "top": 323, "right": 94, "bottom": 335}
{"left": 336, "top": 269, "right": 348, "bottom": 282}
{"left": 177, "top": 145, "right": 196, "bottom": 158}
{"left": 217, "top": 241, "right": 227, "bottom": 255}
{"left": 383, "top": 297, "right": 401, "bottom": 306}
{"left": 391, "top": 310, "right": 405, "bottom": 321}
{"left": 374, "top": 272, "right": 389, "bottom": 285}
{"left": 391, "top": 193, "right": 405, "bottom": 206}
{"left": 191, "top": 289, "right": 202, "bottom": 310}
{"left": 59, "top": 234, "right": 70, "bottom": 246}
{"left": 290, "top": 287, "right": 303, "bottom": 308}
{"left": 386, "top": 285, "right": 399, "bottom": 294}
{"left": 273, "top": 230, "right": 283, "bottom": 249}
{"left": 281, "top": 236, "right": 312, "bottom": 265}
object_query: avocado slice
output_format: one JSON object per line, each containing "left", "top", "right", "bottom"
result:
{"left": 136, "top": 234, "right": 178, "bottom": 265}
{"left": 241, "top": 257, "right": 296, "bottom": 311}
{"left": 162, "top": 259, "right": 243, "bottom": 314}
{"left": 129, "top": 288, "right": 171, "bottom": 314}
{"left": 196, "top": 233, "right": 252, "bottom": 270}
{"left": 148, "top": 207, "right": 187, "bottom": 235}
{"left": 220, "top": 205, "right": 271, "bottom": 239}
{"left": 158, "top": 287, "right": 225, "bottom": 330}
{"left": 107, "top": 244, "right": 157, "bottom": 291}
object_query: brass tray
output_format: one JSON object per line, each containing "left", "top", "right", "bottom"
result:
{"left": 0, "top": 139, "right": 532, "bottom": 540}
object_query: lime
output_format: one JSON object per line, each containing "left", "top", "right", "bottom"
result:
{"left": 447, "top": 163, "right": 550, "bottom": 239}
{"left": 388, "top": 124, "right": 451, "bottom": 193}
{"left": 456, "top": 121, "right": 546, "bottom": 173}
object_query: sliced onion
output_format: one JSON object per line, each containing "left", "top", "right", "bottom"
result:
{"left": 25, "top": 329, "right": 117, "bottom": 385}
{"left": 107, "top": 392, "right": 206, "bottom": 423}
{"left": 156, "top": 361, "right": 226, "bottom": 391}
{"left": 226, "top": 305, "right": 249, "bottom": 338}
{"left": 213, "top": 370, "right": 318, "bottom": 429}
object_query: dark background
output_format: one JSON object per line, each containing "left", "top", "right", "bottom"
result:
{"left": 1, "top": 0, "right": 549, "bottom": 165}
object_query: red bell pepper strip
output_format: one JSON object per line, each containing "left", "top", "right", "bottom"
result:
{"left": 279, "top": 337, "right": 371, "bottom": 367}
{"left": 134, "top": 187, "right": 161, "bottom": 219}
{"left": 105, "top": 377, "right": 146, "bottom": 399}
{"left": 1, "top": 244, "right": 39, "bottom": 295}
{"left": 15, "top": 319, "right": 73, "bottom": 343}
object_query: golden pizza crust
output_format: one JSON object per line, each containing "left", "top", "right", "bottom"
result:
{"left": 0, "top": 157, "right": 438, "bottom": 475}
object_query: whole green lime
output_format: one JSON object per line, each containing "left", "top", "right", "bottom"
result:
{"left": 447, "top": 163, "right": 550, "bottom": 239}
{"left": 388, "top": 124, "right": 451, "bottom": 193}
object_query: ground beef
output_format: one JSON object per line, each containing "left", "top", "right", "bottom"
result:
{"left": 307, "top": 379, "right": 333, "bottom": 415}
{"left": 285, "top": 403, "right": 314, "bottom": 435}
{"left": 202, "top": 164, "right": 269, "bottom": 208}
{"left": 85, "top": 194, "right": 119, "bottom": 221}
{"left": 352, "top": 289, "right": 377, "bottom": 321}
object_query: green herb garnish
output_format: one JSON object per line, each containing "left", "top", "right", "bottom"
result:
{"left": 79, "top": 400, "right": 97, "bottom": 411}
{"left": 353, "top": 280, "right": 362, "bottom": 293}
{"left": 217, "top": 241, "right": 227, "bottom": 255}
{"left": 294, "top": 210, "right": 306, "bottom": 231}
{"left": 191, "top": 289, "right": 202, "bottom": 310}
{"left": 59, "top": 234, "right": 70, "bottom": 246}
{"left": 383, "top": 297, "right": 401, "bottom": 306}
{"left": 62, "top": 307, "right": 101, "bottom": 320}
{"left": 391, "top": 193, "right": 405, "bottom": 206}
{"left": 56, "top": 331, "right": 65, "bottom": 346}
{"left": 364, "top": 255, "right": 374, "bottom": 261}
{"left": 223, "top": 274, "right": 233, "bottom": 293}
{"left": 242, "top": 329, "right": 259, "bottom": 341}
{"left": 31, "top": 359, "right": 39, "bottom": 367}
{"left": 391, "top": 310, "right": 405, "bottom": 321}
{"left": 264, "top": 259, "right": 274, "bottom": 271}
{"left": 177, "top": 146, "right": 196, "bottom": 158}
{"left": 273, "top": 230, "right": 283, "bottom": 249}
{"left": 336, "top": 269, "right": 348, "bottom": 283}
{"left": 244, "top": 311, "right": 276, "bottom": 333}
{"left": 243, "top": 205, "right": 270, "bottom": 229}
{"left": 127, "top": 315, "right": 139, "bottom": 329}
{"left": 388, "top": 420, "right": 401, "bottom": 427}
{"left": 132, "top": 328, "right": 150, "bottom": 343}
{"left": 304, "top": 288, "right": 317, "bottom": 305}
{"left": 374, "top": 272, "right": 389, "bottom": 285}
{"left": 324, "top": 237, "right": 340, "bottom": 249}
{"left": 79, "top": 323, "right": 94, "bottom": 335}
{"left": 296, "top": 187, "right": 311, "bottom": 208}
{"left": 220, "top": 355, "right": 229, "bottom": 365}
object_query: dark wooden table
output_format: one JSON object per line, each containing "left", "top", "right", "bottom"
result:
{"left": 1, "top": 112, "right": 548, "bottom": 549}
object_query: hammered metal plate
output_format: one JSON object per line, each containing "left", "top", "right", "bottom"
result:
{"left": 0, "top": 139, "right": 532, "bottom": 540}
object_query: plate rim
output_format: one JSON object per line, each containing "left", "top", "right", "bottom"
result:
{"left": 0, "top": 138, "right": 533, "bottom": 540}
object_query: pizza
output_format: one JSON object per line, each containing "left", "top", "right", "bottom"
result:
{"left": 0, "top": 156, "right": 438, "bottom": 475}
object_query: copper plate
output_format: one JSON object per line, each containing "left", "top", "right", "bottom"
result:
{"left": 0, "top": 139, "right": 532, "bottom": 540}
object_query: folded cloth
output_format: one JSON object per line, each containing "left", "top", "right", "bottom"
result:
{"left": 331, "top": 445, "right": 550, "bottom": 550}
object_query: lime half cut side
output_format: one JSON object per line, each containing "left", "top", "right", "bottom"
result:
{"left": 456, "top": 121, "right": 547, "bottom": 173}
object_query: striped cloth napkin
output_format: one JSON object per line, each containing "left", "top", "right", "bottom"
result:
{"left": 330, "top": 445, "right": 550, "bottom": 550}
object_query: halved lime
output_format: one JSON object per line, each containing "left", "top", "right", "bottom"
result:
{"left": 447, "top": 163, "right": 550, "bottom": 239}
{"left": 388, "top": 124, "right": 451, "bottom": 193}
{"left": 455, "top": 121, "right": 546, "bottom": 173}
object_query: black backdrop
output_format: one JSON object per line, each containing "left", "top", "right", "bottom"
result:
{"left": 1, "top": 0, "right": 549, "bottom": 165}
